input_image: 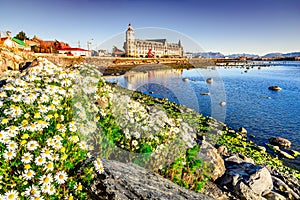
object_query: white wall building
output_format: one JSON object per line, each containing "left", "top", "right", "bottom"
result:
{"left": 124, "top": 24, "right": 183, "bottom": 58}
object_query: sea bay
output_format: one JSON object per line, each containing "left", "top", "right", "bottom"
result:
{"left": 106, "top": 62, "right": 300, "bottom": 158}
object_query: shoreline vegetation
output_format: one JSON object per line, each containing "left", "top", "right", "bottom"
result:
{"left": 0, "top": 47, "right": 300, "bottom": 199}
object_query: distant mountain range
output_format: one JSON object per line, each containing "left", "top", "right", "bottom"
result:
{"left": 263, "top": 52, "right": 300, "bottom": 58}
{"left": 186, "top": 52, "right": 300, "bottom": 59}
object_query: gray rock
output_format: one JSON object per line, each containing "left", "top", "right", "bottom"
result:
{"left": 219, "top": 158, "right": 273, "bottom": 200}
{"left": 217, "top": 145, "right": 228, "bottom": 156}
{"left": 238, "top": 127, "right": 247, "bottom": 135}
{"left": 257, "top": 146, "right": 266, "bottom": 152}
{"left": 197, "top": 140, "right": 226, "bottom": 181}
{"left": 206, "top": 77, "right": 213, "bottom": 84}
{"left": 220, "top": 101, "right": 226, "bottom": 106}
{"left": 272, "top": 175, "right": 300, "bottom": 199}
{"left": 88, "top": 159, "right": 214, "bottom": 200}
{"left": 269, "top": 137, "right": 291, "bottom": 148}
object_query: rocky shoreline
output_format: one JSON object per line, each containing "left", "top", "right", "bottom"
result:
{"left": 1, "top": 47, "right": 299, "bottom": 200}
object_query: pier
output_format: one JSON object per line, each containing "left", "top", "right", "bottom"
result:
{"left": 214, "top": 59, "right": 298, "bottom": 67}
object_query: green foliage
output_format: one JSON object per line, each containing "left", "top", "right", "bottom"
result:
{"left": 158, "top": 146, "right": 210, "bottom": 192}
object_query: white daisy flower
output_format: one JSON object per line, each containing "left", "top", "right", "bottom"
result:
{"left": 23, "top": 169, "right": 36, "bottom": 180}
{"left": 40, "top": 184, "right": 50, "bottom": 194}
{"left": 35, "top": 156, "right": 46, "bottom": 166}
{"left": 6, "top": 125, "right": 19, "bottom": 137}
{"left": 27, "top": 140, "right": 39, "bottom": 151}
{"left": 39, "top": 174, "right": 53, "bottom": 186}
{"left": 25, "top": 185, "right": 40, "bottom": 197}
{"left": 93, "top": 158, "right": 105, "bottom": 174}
{"left": 6, "top": 140, "right": 18, "bottom": 150}
{"left": 38, "top": 105, "right": 48, "bottom": 113}
{"left": 68, "top": 135, "right": 79, "bottom": 143}
{"left": 24, "top": 93, "right": 37, "bottom": 104}
{"left": 46, "top": 138, "right": 55, "bottom": 147}
{"left": 52, "top": 97, "right": 60, "bottom": 105}
{"left": 15, "top": 78, "right": 26, "bottom": 86}
{"left": 4, "top": 189, "right": 18, "bottom": 200}
{"left": 46, "top": 185, "right": 56, "bottom": 195}
{"left": 57, "top": 87, "right": 66, "bottom": 95}
{"left": 27, "top": 123, "right": 38, "bottom": 132}
{"left": 61, "top": 78, "right": 72, "bottom": 87}
{"left": 0, "top": 130, "right": 8, "bottom": 143}
{"left": 21, "top": 152, "right": 33, "bottom": 164}
{"left": 3, "top": 150, "right": 16, "bottom": 160}
{"left": 0, "top": 91, "right": 7, "bottom": 98}
{"left": 44, "top": 162, "right": 54, "bottom": 172}
{"left": 79, "top": 141, "right": 88, "bottom": 150}
{"left": 68, "top": 123, "right": 77, "bottom": 132}
{"left": 40, "top": 148, "right": 53, "bottom": 160}
{"left": 50, "top": 153, "right": 59, "bottom": 161}
{"left": 40, "top": 94, "right": 49, "bottom": 103}
{"left": 26, "top": 74, "right": 37, "bottom": 82}
{"left": 132, "top": 140, "right": 138, "bottom": 146}
{"left": 10, "top": 94, "right": 22, "bottom": 102}
{"left": 30, "top": 196, "right": 44, "bottom": 200}
{"left": 53, "top": 135, "right": 62, "bottom": 142}
{"left": 54, "top": 171, "right": 68, "bottom": 184}
{"left": 53, "top": 141, "right": 62, "bottom": 150}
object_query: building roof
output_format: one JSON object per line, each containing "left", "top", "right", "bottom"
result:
{"left": 12, "top": 37, "right": 26, "bottom": 46}
{"left": 25, "top": 40, "right": 39, "bottom": 46}
{"left": 0, "top": 37, "right": 8, "bottom": 41}
{"left": 146, "top": 39, "right": 167, "bottom": 44}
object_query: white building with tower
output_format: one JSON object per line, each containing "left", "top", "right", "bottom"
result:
{"left": 124, "top": 24, "right": 183, "bottom": 58}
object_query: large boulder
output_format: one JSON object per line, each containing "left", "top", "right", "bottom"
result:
{"left": 270, "top": 170, "right": 300, "bottom": 200}
{"left": 197, "top": 140, "right": 226, "bottom": 181}
{"left": 269, "top": 137, "right": 291, "bottom": 148}
{"left": 238, "top": 127, "right": 247, "bottom": 136}
{"left": 88, "top": 159, "right": 214, "bottom": 200}
{"left": 219, "top": 155, "right": 273, "bottom": 200}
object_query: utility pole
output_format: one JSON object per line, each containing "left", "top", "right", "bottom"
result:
{"left": 78, "top": 40, "right": 80, "bottom": 48}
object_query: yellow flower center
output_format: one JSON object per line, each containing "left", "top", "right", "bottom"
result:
{"left": 44, "top": 177, "right": 50, "bottom": 183}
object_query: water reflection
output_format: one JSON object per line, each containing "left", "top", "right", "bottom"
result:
{"left": 124, "top": 69, "right": 183, "bottom": 90}
{"left": 106, "top": 67, "right": 227, "bottom": 122}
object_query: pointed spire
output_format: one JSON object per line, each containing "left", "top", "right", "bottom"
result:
{"left": 128, "top": 23, "right": 133, "bottom": 31}
{"left": 178, "top": 40, "right": 181, "bottom": 47}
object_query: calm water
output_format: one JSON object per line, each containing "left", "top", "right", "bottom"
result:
{"left": 106, "top": 62, "right": 300, "bottom": 156}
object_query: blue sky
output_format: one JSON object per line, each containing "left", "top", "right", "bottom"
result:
{"left": 1, "top": 0, "right": 300, "bottom": 55}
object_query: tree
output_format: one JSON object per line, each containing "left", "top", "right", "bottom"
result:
{"left": 15, "top": 31, "right": 29, "bottom": 41}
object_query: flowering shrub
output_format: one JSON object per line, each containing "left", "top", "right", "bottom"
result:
{"left": 93, "top": 77, "right": 198, "bottom": 170}
{"left": 0, "top": 59, "right": 104, "bottom": 199}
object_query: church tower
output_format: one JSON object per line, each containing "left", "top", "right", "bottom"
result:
{"left": 125, "top": 23, "right": 135, "bottom": 57}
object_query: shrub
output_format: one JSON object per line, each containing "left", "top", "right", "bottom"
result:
{"left": 0, "top": 59, "right": 104, "bottom": 199}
